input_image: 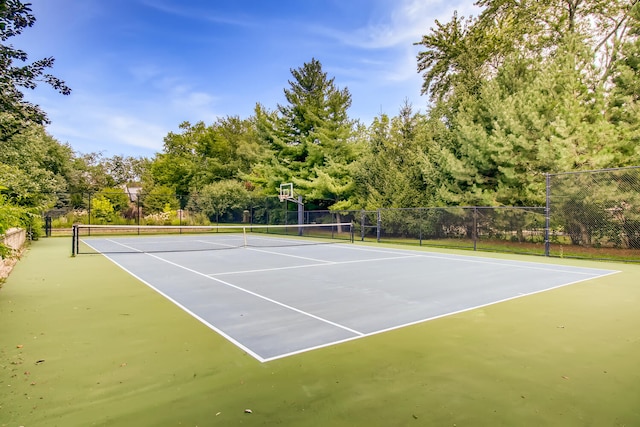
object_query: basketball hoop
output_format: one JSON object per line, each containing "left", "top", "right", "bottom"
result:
{"left": 279, "top": 183, "right": 294, "bottom": 202}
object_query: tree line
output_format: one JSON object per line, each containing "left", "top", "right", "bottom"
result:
{"left": 1, "top": 0, "right": 639, "bottom": 244}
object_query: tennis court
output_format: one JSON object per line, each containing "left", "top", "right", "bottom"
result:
{"left": 75, "top": 224, "right": 618, "bottom": 363}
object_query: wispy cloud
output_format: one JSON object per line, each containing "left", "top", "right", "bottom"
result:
{"left": 21, "top": 0, "right": 481, "bottom": 157}
{"left": 383, "top": 47, "right": 423, "bottom": 83}
{"left": 139, "top": 0, "right": 258, "bottom": 28}
{"left": 125, "top": 62, "right": 221, "bottom": 121}
{"left": 37, "top": 65, "right": 222, "bottom": 156}
{"left": 101, "top": 114, "right": 168, "bottom": 150}
{"left": 312, "top": 0, "right": 480, "bottom": 49}
{"left": 43, "top": 95, "right": 170, "bottom": 154}
{"left": 129, "top": 64, "right": 165, "bottom": 84}
{"left": 170, "top": 89, "right": 219, "bottom": 123}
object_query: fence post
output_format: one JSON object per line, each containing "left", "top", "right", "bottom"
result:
{"left": 376, "top": 209, "right": 381, "bottom": 243}
{"left": 298, "top": 195, "right": 304, "bottom": 236}
{"left": 87, "top": 192, "right": 92, "bottom": 236}
{"left": 545, "top": 173, "right": 551, "bottom": 257}
{"left": 419, "top": 208, "right": 423, "bottom": 246}
{"left": 361, "top": 210, "right": 365, "bottom": 241}
{"left": 351, "top": 221, "right": 355, "bottom": 243}
{"left": 473, "top": 207, "right": 478, "bottom": 251}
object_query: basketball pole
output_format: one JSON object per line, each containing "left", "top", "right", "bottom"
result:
{"left": 285, "top": 195, "right": 304, "bottom": 237}
{"left": 297, "top": 195, "right": 304, "bottom": 236}
{"left": 279, "top": 183, "right": 304, "bottom": 236}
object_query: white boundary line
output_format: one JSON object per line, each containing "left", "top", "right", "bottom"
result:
{"left": 209, "top": 254, "right": 422, "bottom": 276}
{"left": 262, "top": 269, "right": 621, "bottom": 362}
{"left": 247, "top": 247, "right": 334, "bottom": 263}
{"left": 83, "top": 237, "right": 621, "bottom": 364}
{"left": 80, "top": 239, "right": 266, "bottom": 362}
{"left": 336, "top": 244, "right": 621, "bottom": 276}
{"left": 106, "top": 239, "right": 365, "bottom": 339}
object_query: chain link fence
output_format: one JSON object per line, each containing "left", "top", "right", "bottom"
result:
{"left": 44, "top": 192, "right": 289, "bottom": 231}
{"left": 547, "top": 166, "right": 640, "bottom": 261}
{"left": 346, "top": 207, "right": 546, "bottom": 255}
{"left": 41, "top": 166, "right": 640, "bottom": 262}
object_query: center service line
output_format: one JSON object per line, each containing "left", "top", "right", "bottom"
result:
{"left": 106, "top": 239, "right": 364, "bottom": 337}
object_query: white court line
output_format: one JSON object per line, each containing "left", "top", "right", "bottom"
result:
{"left": 247, "top": 247, "right": 333, "bottom": 263}
{"left": 336, "top": 244, "right": 620, "bottom": 276}
{"left": 101, "top": 237, "right": 240, "bottom": 250}
{"left": 196, "top": 239, "right": 239, "bottom": 248}
{"left": 82, "top": 240, "right": 266, "bottom": 362}
{"left": 90, "top": 237, "right": 620, "bottom": 363}
{"left": 210, "top": 254, "right": 422, "bottom": 276}
{"left": 104, "top": 238, "right": 142, "bottom": 252}
{"left": 262, "top": 269, "right": 621, "bottom": 362}
{"left": 105, "top": 239, "right": 365, "bottom": 338}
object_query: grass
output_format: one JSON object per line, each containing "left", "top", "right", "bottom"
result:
{"left": 1, "top": 238, "right": 640, "bottom": 426}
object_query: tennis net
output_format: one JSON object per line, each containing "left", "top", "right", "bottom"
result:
{"left": 71, "top": 222, "right": 354, "bottom": 255}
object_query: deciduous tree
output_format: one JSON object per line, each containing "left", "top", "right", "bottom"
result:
{"left": 0, "top": 0, "right": 70, "bottom": 139}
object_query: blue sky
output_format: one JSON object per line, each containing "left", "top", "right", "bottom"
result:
{"left": 15, "top": 0, "right": 479, "bottom": 158}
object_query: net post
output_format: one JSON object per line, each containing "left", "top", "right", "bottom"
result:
{"left": 71, "top": 224, "right": 77, "bottom": 257}
{"left": 243, "top": 226, "right": 248, "bottom": 248}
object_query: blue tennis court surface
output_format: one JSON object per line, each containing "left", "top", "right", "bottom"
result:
{"left": 83, "top": 235, "right": 619, "bottom": 362}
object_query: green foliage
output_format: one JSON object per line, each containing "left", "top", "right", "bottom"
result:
{"left": 439, "top": 50, "right": 619, "bottom": 205}
{"left": 245, "top": 58, "right": 359, "bottom": 209}
{"left": 353, "top": 103, "right": 436, "bottom": 209}
{"left": 91, "top": 196, "right": 114, "bottom": 223}
{"left": 102, "top": 155, "right": 147, "bottom": 186}
{"left": 148, "top": 118, "right": 267, "bottom": 196}
{"left": 413, "top": 0, "right": 640, "bottom": 208}
{"left": 0, "top": 0, "right": 70, "bottom": 138}
{"left": 187, "top": 180, "right": 251, "bottom": 223}
{"left": 96, "top": 187, "right": 130, "bottom": 214}
{"left": 0, "top": 193, "right": 45, "bottom": 257}
{"left": 141, "top": 186, "right": 179, "bottom": 214}
{"left": 415, "top": 11, "right": 485, "bottom": 103}
{"left": 0, "top": 194, "right": 20, "bottom": 258}
{"left": 608, "top": 2, "right": 640, "bottom": 163}
{"left": 0, "top": 0, "right": 636, "bottom": 240}
{"left": 0, "top": 124, "right": 71, "bottom": 207}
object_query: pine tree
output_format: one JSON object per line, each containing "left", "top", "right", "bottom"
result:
{"left": 248, "top": 58, "right": 358, "bottom": 209}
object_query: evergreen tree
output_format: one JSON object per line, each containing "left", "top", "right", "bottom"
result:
{"left": 415, "top": 0, "right": 639, "bottom": 207}
{"left": 247, "top": 58, "right": 358, "bottom": 209}
{"left": 608, "top": 2, "right": 640, "bottom": 164}
{"left": 353, "top": 102, "right": 434, "bottom": 209}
